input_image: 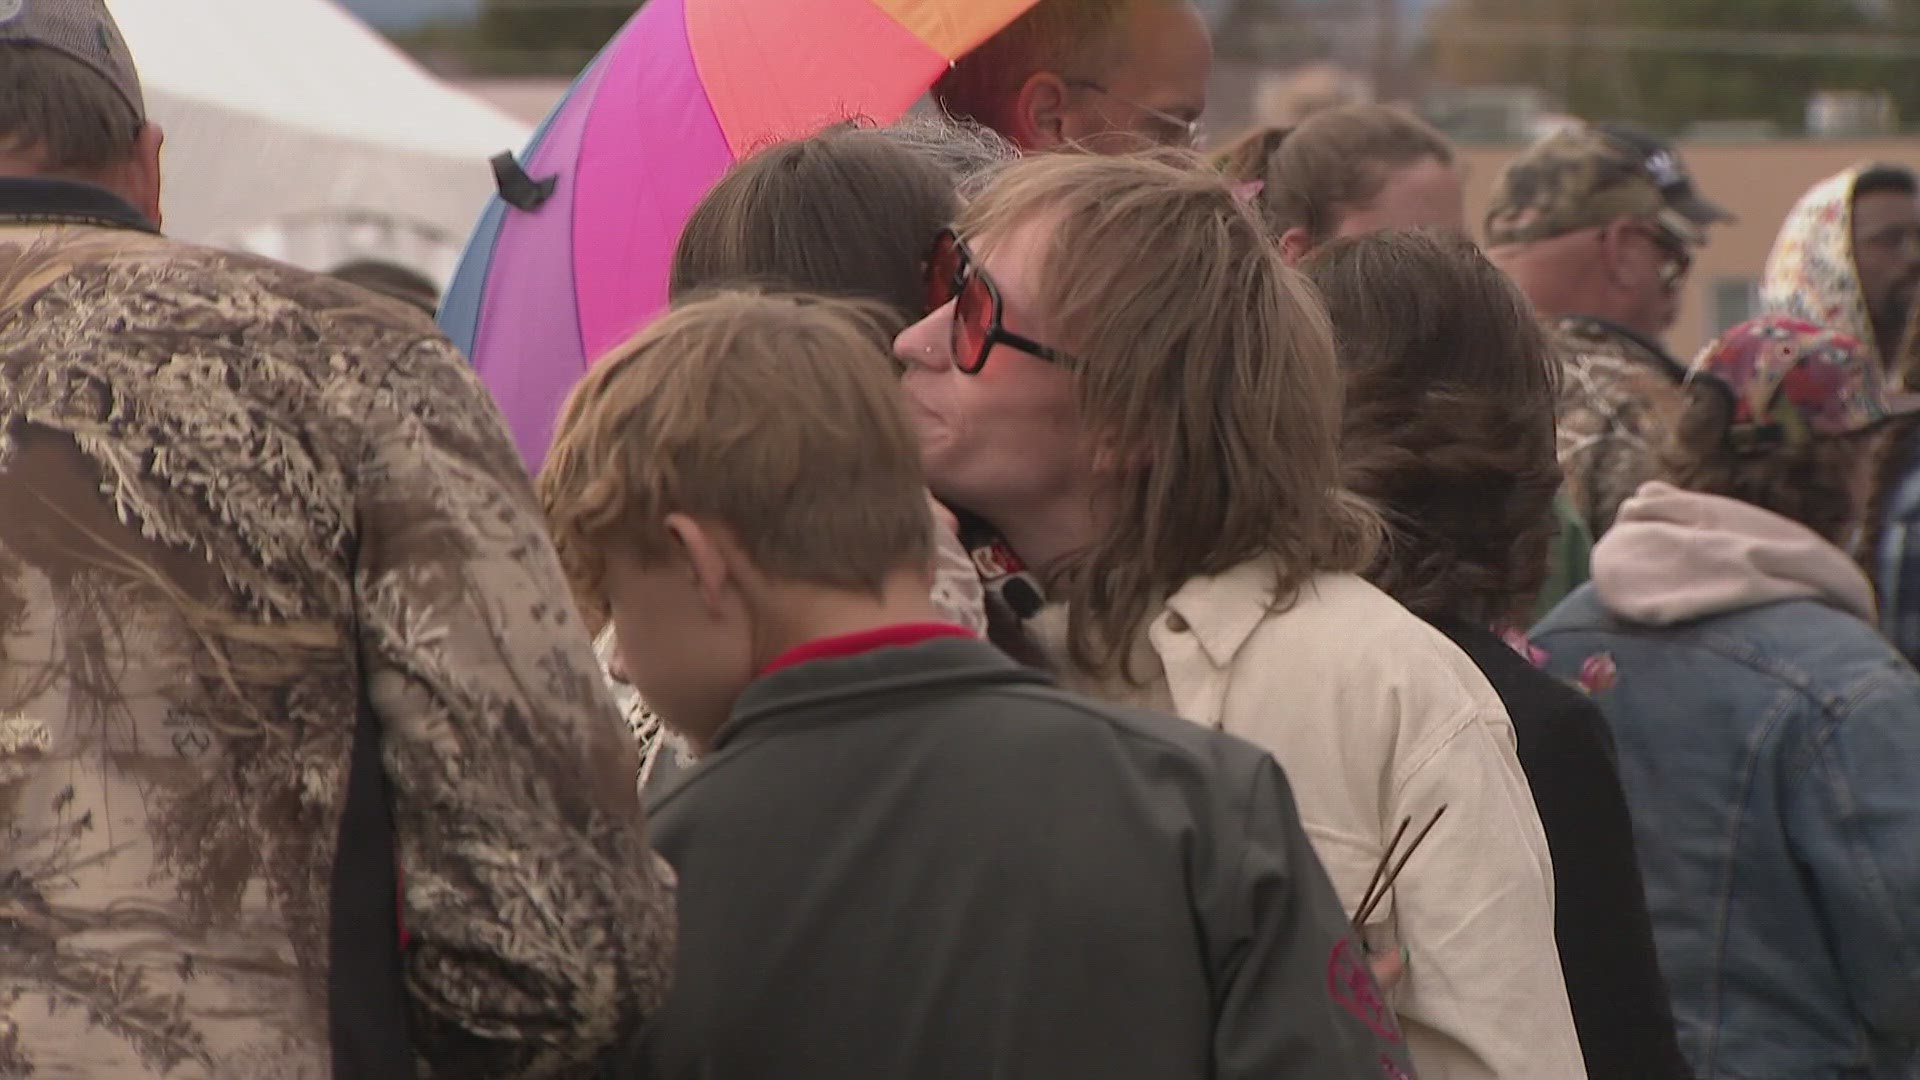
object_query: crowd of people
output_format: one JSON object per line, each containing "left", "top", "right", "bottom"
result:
{"left": 3, "top": 0, "right": 1919, "bottom": 1078}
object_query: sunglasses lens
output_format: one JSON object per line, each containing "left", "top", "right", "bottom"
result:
{"left": 955, "top": 269, "right": 995, "bottom": 373}
{"left": 924, "top": 233, "right": 961, "bottom": 313}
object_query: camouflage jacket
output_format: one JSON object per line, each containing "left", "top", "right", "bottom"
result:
{"left": 0, "top": 198, "right": 673, "bottom": 1079}
{"left": 1552, "top": 315, "right": 1690, "bottom": 539}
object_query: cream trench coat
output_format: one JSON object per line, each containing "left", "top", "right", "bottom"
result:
{"left": 1148, "top": 563, "right": 1588, "bottom": 1080}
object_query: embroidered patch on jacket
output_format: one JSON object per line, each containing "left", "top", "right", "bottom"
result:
{"left": 1327, "top": 937, "right": 1402, "bottom": 1042}
{"left": 1577, "top": 651, "right": 1620, "bottom": 695}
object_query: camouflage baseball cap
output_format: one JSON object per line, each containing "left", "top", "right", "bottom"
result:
{"left": 1688, "top": 314, "right": 1920, "bottom": 453}
{"left": 0, "top": 0, "right": 145, "bottom": 121}
{"left": 1485, "top": 122, "right": 1732, "bottom": 248}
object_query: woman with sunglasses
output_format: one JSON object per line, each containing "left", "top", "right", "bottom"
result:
{"left": 896, "top": 151, "right": 1586, "bottom": 1080}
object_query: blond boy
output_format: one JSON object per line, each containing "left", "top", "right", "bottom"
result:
{"left": 540, "top": 291, "right": 1413, "bottom": 1080}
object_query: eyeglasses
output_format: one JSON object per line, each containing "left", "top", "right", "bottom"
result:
{"left": 924, "top": 229, "right": 1078, "bottom": 375}
{"left": 1634, "top": 223, "right": 1693, "bottom": 291}
{"left": 1061, "top": 77, "right": 1203, "bottom": 148}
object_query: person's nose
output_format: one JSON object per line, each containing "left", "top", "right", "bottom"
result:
{"left": 894, "top": 305, "right": 955, "bottom": 372}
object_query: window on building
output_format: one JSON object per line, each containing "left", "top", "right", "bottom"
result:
{"left": 1713, "top": 277, "right": 1759, "bottom": 335}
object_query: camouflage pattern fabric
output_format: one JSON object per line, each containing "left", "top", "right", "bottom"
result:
{"left": 1486, "top": 123, "right": 1729, "bottom": 248}
{"left": 0, "top": 222, "right": 675, "bottom": 1079}
{"left": 1552, "top": 315, "right": 1690, "bottom": 540}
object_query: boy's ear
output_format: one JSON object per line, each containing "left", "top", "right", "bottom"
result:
{"left": 663, "top": 512, "right": 738, "bottom": 615}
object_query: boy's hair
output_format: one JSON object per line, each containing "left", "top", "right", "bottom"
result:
{"left": 1305, "top": 228, "right": 1561, "bottom": 627}
{"left": 1213, "top": 104, "right": 1454, "bottom": 243}
{"left": 539, "top": 292, "right": 934, "bottom": 622}
{"left": 669, "top": 124, "right": 959, "bottom": 331}
{"left": 960, "top": 150, "right": 1381, "bottom": 678}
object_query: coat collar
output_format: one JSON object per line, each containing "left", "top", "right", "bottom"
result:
{"left": 1159, "top": 558, "right": 1290, "bottom": 669}
{"left": 721, "top": 637, "right": 1052, "bottom": 749}
{"left": 0, "top": 177, "right": 159, "bottom": 234}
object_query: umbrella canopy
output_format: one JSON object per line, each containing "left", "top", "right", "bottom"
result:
{"left": 440, "top": 0, "right": 1037, "bottom": 473}
{"left": 108, "top": 0, "right": 530, "bottom": 285}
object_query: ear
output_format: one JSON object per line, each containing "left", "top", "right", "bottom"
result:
{"left": 1598, "top": 218, "right": 1642, "bottom": 288}
{"left": 1089, "top": 426, "right": 1149, "bottom": 477}
{"left": 1008, "top": 70, "right": 1072, "bottom": 151}
{"left": 663, "top": 512, "right": 737, "bottom": 617}
{"left": 129, "top": 122, "right": 165, "bottom": 228}
{"left": 1279, "top": 227, "right": 1315, "bottom": 266}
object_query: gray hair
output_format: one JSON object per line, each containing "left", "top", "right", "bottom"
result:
{"left": 881, "top": 114, "right": 1020, "bottom": 198}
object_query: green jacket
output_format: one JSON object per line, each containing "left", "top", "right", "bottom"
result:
{"left": 1537, "top": 490, "right": 1596, "bottom": 622}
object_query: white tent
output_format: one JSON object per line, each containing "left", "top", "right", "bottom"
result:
{"left": 106, "top": 0, "right": 530, "bottom": 286}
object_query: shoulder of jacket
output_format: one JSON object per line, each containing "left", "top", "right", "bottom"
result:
{"left": 1231, "top": 577, "right": 1511, "bottom": 723}
{"left": 1552, "top": 315, "right": 1688, "bottom": 378}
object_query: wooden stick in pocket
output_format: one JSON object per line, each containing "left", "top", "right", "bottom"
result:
{"left": 1352, "top": 805, "right": 1448, "bottom": 931}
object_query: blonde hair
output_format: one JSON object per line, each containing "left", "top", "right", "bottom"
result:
{"left": 539, "top": 292, "right": 933, "bottom": 624}
{"left": 1214, "top": 104, "right": 1454, "bottom": 243}
{"left": 961, "top": 151, "right": 1382, "bottom": 676}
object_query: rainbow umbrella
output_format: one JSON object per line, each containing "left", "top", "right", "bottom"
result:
{"left": 440, "top": 0, "right": 1038, "bottom": 472}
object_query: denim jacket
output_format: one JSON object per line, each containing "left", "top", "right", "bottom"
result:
{"left": 1534, "top": 484, "right": 1920, "bottom": 1079}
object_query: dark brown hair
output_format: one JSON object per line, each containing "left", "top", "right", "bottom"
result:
{"left": 0, "top": 45, "right": 141, "bottom": 175}
{"left": 1661, "top": 383, "right": 1877, "bottom": 546}
{"left": 961, "top": 150, "right": 1381, "bottom": 677}
{"left": 1305, "top": 228, "right": 1561, "bottom": 627}
{"left": 669, "top": 124, "right": 959, "bottom": 331}
{"left": 540, "top": 292, "right": 933, "bottom": 624}
{"left": 1214, "top": 104, "right": 1454, "bottom": 243}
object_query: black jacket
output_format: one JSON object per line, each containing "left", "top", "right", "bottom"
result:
{"left": 1432, "top": 618, "right": 1694, "bottom": 1080}
{"left": 636, "top": 637, "right": 1416, "bottom": 1079}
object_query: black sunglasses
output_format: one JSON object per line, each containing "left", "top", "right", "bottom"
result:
{"left": 924, "top": 229, "right": 1078, "bottom": 375}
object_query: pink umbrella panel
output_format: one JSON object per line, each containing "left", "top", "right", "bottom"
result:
{"left": 440, "top": 0, "right": 1037, "bottom": 473}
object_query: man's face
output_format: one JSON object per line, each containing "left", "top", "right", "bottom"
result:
{"left": 894, "top": 218, "right": 1092, "bottom": 527}
{"left": 1035, "top": 1, "right": 1212, "bottom": 152}
{"left": 1620, "top": 221, "right": 1690, "bottom": 336}
{"left": 1851, "top": 187, "right": 1920, "bottom": 339}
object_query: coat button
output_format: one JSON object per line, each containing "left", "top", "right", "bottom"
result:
{"left": 1165, "top": 612, "right": 1190, "bottom": 633}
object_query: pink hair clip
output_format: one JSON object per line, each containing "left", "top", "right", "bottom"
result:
{"left": 1230, "top": 179, "right": 1265, "bottom": 204}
